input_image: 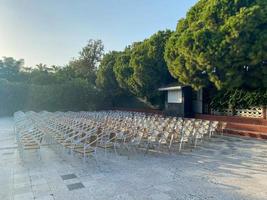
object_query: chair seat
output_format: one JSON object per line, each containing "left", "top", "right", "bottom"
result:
{"left": 98, "top": 143, "right": 114, "bottom": 148}
{"left": 23, "top": 145, "right": 40, "bottom": 150}
{"left": 61, "top": 142, "right": 72, "bottom": 147}
{"left": 22, "top": 141, "right": 38, "bottom": 145}
{"left": 72, "top": 144, "right": 84, "bottom": 148}
{"left": 73, "top": 148, "right": 94, "bottom": 154}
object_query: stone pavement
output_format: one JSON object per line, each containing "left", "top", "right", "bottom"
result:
{"left": 1, "top": 117, "right": 267, "bottom": 200}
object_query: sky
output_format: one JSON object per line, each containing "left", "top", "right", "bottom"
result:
{"left": 0, "top": 0, "right": 198, "bottom": 67}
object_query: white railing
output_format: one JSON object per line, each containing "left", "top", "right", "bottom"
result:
{"left": 235, "top": 107, "right": 263, "bottom": 118}
{"left": 211, "top": 107, "right": 264, "bottom": 118}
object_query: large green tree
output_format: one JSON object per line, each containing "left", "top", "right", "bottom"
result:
{"left": 96, "top": 51, "right": 122, "bottom": 96}
{"left": 165, "top": 0, "right": 267, "bottom": 90}
{"left": 130, "top": 30, "right": 174, "bottom": 103}
{"left": 69, "top": 39, "right": 104, "bottom": 84}
{"left": 114, "top": 30, "right": 174, "bottom": 105}
{"left": 113, "top": 46, "right": 133, "bottom": 90}
{"left": 0, "top": 57, "right": 24, "bottom": 81}
{"left": 29, "top": 63, "right": 56, "bottom": 85}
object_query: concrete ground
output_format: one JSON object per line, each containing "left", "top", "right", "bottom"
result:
{"left": 1, "top": 117, "right": 267, "bottom": 200}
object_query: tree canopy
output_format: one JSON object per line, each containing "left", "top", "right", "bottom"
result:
{"left": 0, "top": 39, "right": 153, "bottom": 116}
{"left": 0, "top": 40, "right": 105, "bottom": 116}
{"left": 113, "top": 46, "right": 133, "bottom": 90}
{"left": 96, "top": 51, "right": 122, "bottom": 97}
{"left": 165, "top": 0, "right": 267, "bottom": 90}
{"left": 114, "top": 30, "right": 174, "bottom": 105}
{"left": 0, "top": 57, "right": 24, "bottom": 81}
{"left": 69, "top": 39, "right": 104, "bottom": 84}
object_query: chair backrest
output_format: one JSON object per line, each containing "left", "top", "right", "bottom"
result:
{"left": 182, "top": 119, "right": 195, "bottom": 138}
{"left": 89, "top": 135, "right": 98, "bottom": 146}
{"left": 131, "top": 132, "right": 143, "bottom": 144}
{"left": 210, "top": 121, "right": 219, "bottom": 132}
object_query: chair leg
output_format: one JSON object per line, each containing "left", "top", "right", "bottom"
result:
{"left": 94, "top": 149, "right": 98, "bottom": 165}
{"left": 104, "top": 146, "right": 107, "bottom": 157}
{"left": 114, "top": 144, "right": 118, "bottom": 156}
{"left": 168, "top": 145, "right": 172, "bottom": 154}
{"left": 21, "top": 148, "right": 25, "bottom": 164}
{"left": 158, "top": 143, "right": 161, "bottom": 153}
{"left": 194, "top": 137, "right": 198, "bottom": 148}
{"left": 38, "top": 148, "right": 41, "bottom": 160}
{"left": 83, "top": 149, "right": 86, "bottom": 163}
{"left": 145, "top": 143, "right": 150, "bottom": 155}
{"left": 168, "top": 140, "right": 173, "bottom": 154}
{"left": 178, "top": 141, "right": 183, "bottom": 152}
{"left": 178, "top": 136, "right": 184, "bottom": 152}
{"left": 127, "top": 145, "right": 132, "bottom": 160}
{"left": 132, "top": 146, "right": 137, "bottom": 156}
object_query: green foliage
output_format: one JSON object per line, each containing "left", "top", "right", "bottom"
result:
{"left": 210, "top": 88, "right": 267, "bottom": 110}
{"left": 27, "top": 78, "right": 99, "bottom": 111}
{"left": 69, "top": 39, "right": 104, "bottom": 84}
{"left": 165, "top": 0, "right": 267, "bottom": 90}
{"left": 0, "top": 57, "right": 24, "bottom": 81}
{"left": 29, "top": 66, "right": 56, "bottom": 85}
{"left": 0, "top": 43, "right": 150, "bottom": 116}
{"left": 113, "top": 47, "right": 133, "bottom": 90}
{"left": 96, "top": 51, "right": 127, "bottom": 106}
{"left": 0, "top": 78, "right": 100, "bottom": 116}
{"left": 0, "top": 40, "right": 106, "bottom": 116}
{"left": 96, "top": 51, "right": 121, "bottom": 95}
{"left": 130, "top": 30, "right": 174, "bottom": 102}
{"left": 114, "top": 31, "right": 174, "bottom": 106}
{"left": 0, "top": 79, "right": 28, "bottom": 116}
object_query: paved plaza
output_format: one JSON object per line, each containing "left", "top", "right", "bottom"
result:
{"left": 1, "top": 117, "right": 267, "bottom": 200}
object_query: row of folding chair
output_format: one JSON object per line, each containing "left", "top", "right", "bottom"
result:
{"left": 45, "top": 111, "right": 220, "bottom": 154}
{"left": 14, "top": 112, "right": 46, "bottom": 160}
{"left": 14, "top": 110, "right": 222, "bottom": 162}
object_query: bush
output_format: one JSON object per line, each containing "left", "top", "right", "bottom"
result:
{"left": 0, "top": 79, "right": 100, "bottom": 116}
{"left": 0, "top": 79, "right": 28, "bottom": 116}
{"left": 210, "top": 89, "right": 267, "bottom": 110}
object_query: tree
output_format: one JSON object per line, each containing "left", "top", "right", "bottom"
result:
{"left": 113, "top": 46, "right": 133, "bottom": 90}
{"left": 165, "top": 0, "right": 267, "bottom": 90}
{"left": 96, "top": 51, "right": 127, "bottom": 107}
{"left": 210, "top": 88, "right": 267, "bottom": 110}
{"left": 69, "top": 39, "right": 104, "bottom": 84}
{"left": 29, "top": 63, "right": 56, "bottom": 85}
{"left": 96, "top": 51, "right": 122, "bottom": 95}
{"left": 36, "top": 63, "right": 48, "bottom": 71}
{"left": 0, "top": 57, "right": 24, "bottom": 81}
{"left": 130, "top": 30, "right": 174, "bottom": 103}
{"left": 53, "top": 66, "right": 77, "bottom": 83}
{"left": 114, "top": 31, "right": 174, "bottom": 106}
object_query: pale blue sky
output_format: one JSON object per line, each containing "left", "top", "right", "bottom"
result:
{"left": 0, "top": 0, "right": 198, "bottom": 67}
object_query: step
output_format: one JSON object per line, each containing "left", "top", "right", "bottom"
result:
{"left": 226, "top": 122, "right": 267, "bottom": 133}
{"left": 224, "top": 128, "right": 267, "bottom": 140}
{"left": 196, "top": 114, "right": 267, "bottom": 126}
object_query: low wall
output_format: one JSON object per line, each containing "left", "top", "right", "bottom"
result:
{"left": 108, "top": 107, "right": 164, "bottom": 115}
{"left": 210, "top": 106, "right": 266, "bottom": 119}
{"left": 195, "top": 114, "right": 267, "bottom": 126}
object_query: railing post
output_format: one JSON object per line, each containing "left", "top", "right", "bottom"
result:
{"left": 263, "top": 106, "right": 266, "bottom": 119}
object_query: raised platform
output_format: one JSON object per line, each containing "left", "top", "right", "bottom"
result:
{"left": 195, "top": 114, "right": 267, "bottom": 139}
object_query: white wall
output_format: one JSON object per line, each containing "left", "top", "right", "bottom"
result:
{"left": 167, "top": 90, "right": 182, "bottom": 103}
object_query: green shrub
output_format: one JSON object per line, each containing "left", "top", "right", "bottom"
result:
{"left": 0, "top": 79, "right": 100, "bottom": 116}
{"left": 210, "top": 89, "right": 267, "bottom": 110}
